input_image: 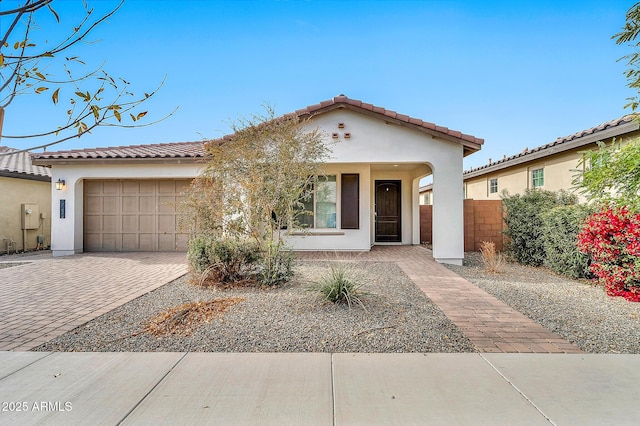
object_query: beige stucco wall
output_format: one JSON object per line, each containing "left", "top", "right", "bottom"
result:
{"left": 0, "top": 176, "right": 52, "bottom": 253}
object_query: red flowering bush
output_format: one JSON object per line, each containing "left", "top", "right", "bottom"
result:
{"left": 577, "top": 207, "right": 640, "bottom": 302}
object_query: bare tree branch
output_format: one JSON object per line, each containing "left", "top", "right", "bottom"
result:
{"left": 0, "top": 0, "right": 172, "bottom": 153}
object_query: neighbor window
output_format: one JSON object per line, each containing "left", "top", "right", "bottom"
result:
{"left": 531, "top": 168, "right": 544, "bottom": 188}
{"left": 489, "top": 178, "right": 498, "bottom": 194}
{"left": 299, "top": 175, "right": 337, "bottom": 228}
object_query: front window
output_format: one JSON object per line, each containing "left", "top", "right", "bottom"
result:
{"left": 531, "top": 168, "right": 544, "bottom": 188}
{"left": 299, "top": 175, "right": 337, "bottom": 228}
{"left": 489, "top": 178, "right": 498, "bottom": 194}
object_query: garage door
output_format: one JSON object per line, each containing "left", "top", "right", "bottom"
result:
{"left": 84, "top": 179, "right": 191, "bottom": 252}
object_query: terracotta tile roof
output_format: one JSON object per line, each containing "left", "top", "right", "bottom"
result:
{"left": 464, "top": 114, "right": 639, "bottom": 177}
{"left": 31, "top": 141, "right": 206, "bottom": 162}
{"left": 295, "top": 95, "right": 484, "bottom": 150}
{"left": 0, "top": 146, "right": 52, "bottom": 179}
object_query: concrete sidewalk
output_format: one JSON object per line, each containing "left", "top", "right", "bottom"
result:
{"left": 1, "top": 352, "right": 639, "bottom": 425}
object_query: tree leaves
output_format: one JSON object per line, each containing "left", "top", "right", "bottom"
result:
{"left": 574, "top": 138, "right": 640, "bottom": 212}
{"left": 74, "top": 91, "right": 91, "bottom": 102}
{"left": 129, "top": 111, "right": 147, "bottom": 121}
{"left": 52, "top": 88, "right": 60, "bottom": 104}
{"left": 614, "top": 3, "right": 640, "bottom": 110}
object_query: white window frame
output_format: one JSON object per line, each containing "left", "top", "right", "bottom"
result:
{"left": 531, "top": 168, "right": 544, "bottom": 188}
{"left": 299, "top": 175, "right": 337, "bottom": 229}
{"left": 489, "top": 178, "right": 498, "bottom": 194}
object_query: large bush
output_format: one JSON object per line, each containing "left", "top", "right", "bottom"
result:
{"left": 188, "top": 236, "right": 260, "bottom": 284}
{"left": 578, "top": 207, "right": 640, "bottom": 302}
{"left": 540, "top": 204, "right": 593, "bottom": 278}
{"left": 502, "top": 189, "right": 578, "bottom": 266}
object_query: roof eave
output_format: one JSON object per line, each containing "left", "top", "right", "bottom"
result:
{"left": 0, "top": 170, "right": 51, "bottom": 182}
{"left": 31, "top": 156, "right": 206, "bottom": 167}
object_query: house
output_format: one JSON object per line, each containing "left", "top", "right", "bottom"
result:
{"left": 420, "top": 115, "right": 640, "bottom": 203}
{"left": 0, "top": 146, "right": 52, "bottom": 253}
{"left": 31, "top": 95, "right": 483, "bottom": 265}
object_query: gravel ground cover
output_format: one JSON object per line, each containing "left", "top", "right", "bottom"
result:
{"left": 34, "top": 261, "right": 474, "bottom": 353}
{"left": 445, "top": 252, "right": 640, "bottom": 354}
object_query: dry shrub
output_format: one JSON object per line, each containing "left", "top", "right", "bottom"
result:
{"left": 144, "top": 298, "right": 244, "bottom": 337}
{"left": 480, "top": 241, "right": 504, "bottom": 273}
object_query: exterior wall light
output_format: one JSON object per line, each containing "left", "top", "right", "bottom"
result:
{"left": 55, "top": 179, "right": 66, "bottom": 190}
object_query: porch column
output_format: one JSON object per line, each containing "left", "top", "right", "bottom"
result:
{"left": 51, "top": 174, "right": 83, "bottom": 256}
{"left": 431, "top": 151, "right": 464, "bottom": 265}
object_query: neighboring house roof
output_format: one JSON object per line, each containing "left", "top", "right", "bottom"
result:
{"left": 462, "top": 114, "right": 639, "bottom": 180}
{"left": 419, "top": 114, "right": 640, "bottom": 194}
{"left": 32, "top": 95, "right": 484, "bottom": 166}
{"left": 0, "top": 146, "right": 52, "bottom": 181}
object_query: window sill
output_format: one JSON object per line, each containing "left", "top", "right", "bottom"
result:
{"left": 288, "top": 230, "right": 345, "bottom": 236}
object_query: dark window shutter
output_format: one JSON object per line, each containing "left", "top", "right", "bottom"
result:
{"left": 341, "top": 174, "right": 359, "bottom": 229}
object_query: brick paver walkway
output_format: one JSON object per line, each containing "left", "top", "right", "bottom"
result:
{"left": 0, "top": 252, "right": 188, "bottom": 351}
{"left": 298, "top": 246, "right": 583, "bottom": 353}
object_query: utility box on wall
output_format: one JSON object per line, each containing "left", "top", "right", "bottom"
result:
{"left": 21, "top": 203, "right": 40, "bottom": 230}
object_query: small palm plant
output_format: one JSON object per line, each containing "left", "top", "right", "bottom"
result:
{"left": 314, "top": 262, "right": 367, "bottom": 309}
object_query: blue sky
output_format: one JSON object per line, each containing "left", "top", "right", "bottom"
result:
{"left": 1, "top": 0, "right": 636, "bottom": 170}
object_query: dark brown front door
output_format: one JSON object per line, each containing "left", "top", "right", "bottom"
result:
{"left": 375, "top": 180, "right": 401, "bottom": 242}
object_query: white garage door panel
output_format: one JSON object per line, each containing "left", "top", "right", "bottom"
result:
{"left": 84, "top": 179, "right": 190, "bottom": 252}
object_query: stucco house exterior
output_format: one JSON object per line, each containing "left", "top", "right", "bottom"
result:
{"left": 0, "top": 146, "right": 52, "bottom": 253}
{"left": 32, "top": 95, "right": 483, "bottom": 265}
{"left": 420, "top": 115, "right": 639, "bottom": 204}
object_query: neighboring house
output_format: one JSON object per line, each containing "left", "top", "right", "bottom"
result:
{"left": 32, "top": 95, "right": 483, "bottom": 265}
{"left": 0, "top": 146, "right": 52, "bottom": 253}
{"left": 420, "top": 115, "right": 640, "bottom": 203}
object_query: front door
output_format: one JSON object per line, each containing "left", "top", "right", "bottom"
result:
{"left": 375, "top": 180, "right": 401, "bottom": 242}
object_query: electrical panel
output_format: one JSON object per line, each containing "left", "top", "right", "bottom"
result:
{"left": 21, "top": 203, "right": 40, "bottom": 230}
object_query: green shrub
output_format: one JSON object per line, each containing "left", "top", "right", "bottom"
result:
{"left": 257, "top": 241, "right": 295, "bottom": 286}
{"left": 187, "top": 236, "right": 213, "bottom": 273}
{"left": 541, "top": 204, "right": 593, "bottom": 278}
{"left": 314, "top": 262, "right": 367, "bottom": 308}
{"left": 502, "top": 189, "right": 578, "bottom": 266}
{"left": 188, "top": 236, "right": 260, "bottom": 284}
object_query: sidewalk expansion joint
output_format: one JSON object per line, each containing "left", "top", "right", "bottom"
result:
{"left": 478, "top": 353, "right": 556, "bottom": 425}
{"left": 0, "top": 352, "right": 54, "bottom": 381}
{"left": 116, "top": 352, "right": 189, "bottom": 425}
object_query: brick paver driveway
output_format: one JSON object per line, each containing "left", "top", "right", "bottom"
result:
{"left": 0, "top": 252, "right": 188, "bottom": 351}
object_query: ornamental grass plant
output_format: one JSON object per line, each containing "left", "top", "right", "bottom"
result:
{"left": 313, "top": 262, "right": 368, "bottom": 309}
{"left": 479, "top": 241, "right": 504, "bottom": 273}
